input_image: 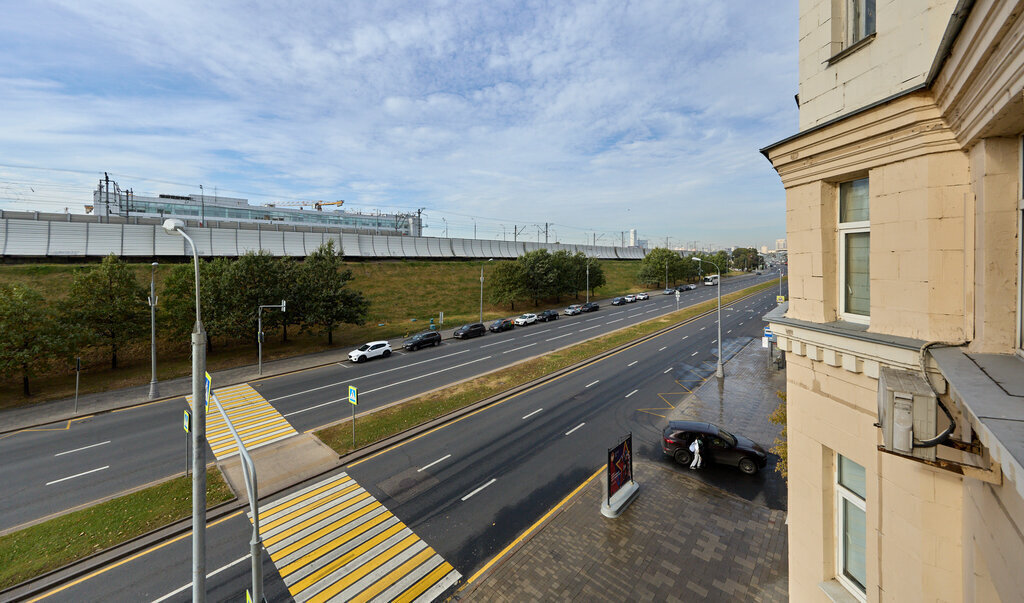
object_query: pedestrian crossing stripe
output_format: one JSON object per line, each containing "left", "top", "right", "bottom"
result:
{"left": 251, "top": 472, "right": 461, "bottom": 602}
{"left": 186, "top": 383, "right": 297, "bottom": 460}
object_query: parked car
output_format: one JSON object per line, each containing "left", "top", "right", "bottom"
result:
{"left": 611, "top": 297, "right": 627, "bottom": 306}
{"left": 661, "top": 420, "right": 768, "bottom": 475}
{"left": 635, "top": 292, "right": 649, "bottom": 300}
{"left": 677, "top": 283, "right": 697, "bottom": 291}
{"left": 537, "top": 309, "right": 559, "bottom": 322}
{"left": 565, "top": 304, "right": 583, "bottom": 315}
{"left": 514, "top": 313, "right": 538, "bottom": 326}
{"left": 663, "top": 289, "right": 675, "bottom": 295}
{"left": 624, "top": 294, "right": 637, "bottom": 303}
{"left": 489, "top": 318, "right": 515, "bottom": 332}
{"left": 349, "top": 341, "right": 392, "bottom": 363}
{"left": 403, "top": 330, "right": 441, "bottom": 351}
{"left": 453, "top": 323, "right": 486, "bottom": 339}
{"left": 581, "top": 302, "right": 599, "bottom": 312}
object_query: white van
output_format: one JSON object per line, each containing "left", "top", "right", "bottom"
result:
{"left": 703, "top": 274, "right": 719, "bottom": 286}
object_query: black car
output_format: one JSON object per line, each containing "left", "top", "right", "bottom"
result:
{"left": 661, "top": 420, "right": 768, "bottom": 475}
{"left": 537, "top": 309, "right": 559, "bottom": 322}
{"left": 453, "top": 323, "right": 486, "bottom": 339}
{"left": 581, "top": 302, "right": 599, "bottom": 312}
{"left": 489, "top": 318, "right": 515, "bottom": 332}
{"left": 611, "top": 297, "right": 626, "bottom": 306}
{"left": 403, "top": 330, "right": 441, "bottom": 351}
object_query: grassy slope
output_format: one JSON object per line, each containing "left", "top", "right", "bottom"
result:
{"left": 0, "top": 259, "right": 648, "bottom": 407}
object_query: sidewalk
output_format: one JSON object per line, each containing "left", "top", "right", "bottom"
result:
{"left": 463, "top": 338, "right": 789, "bottom": 602}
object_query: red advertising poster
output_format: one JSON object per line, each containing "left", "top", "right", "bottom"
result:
{"left": 607, "top": 434, "right": 633, "bottom": 501}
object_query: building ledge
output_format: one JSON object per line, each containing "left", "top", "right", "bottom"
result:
{"left": 931, "top": 347, "right": 1024, "bottom": 499}
{"left": 763, "top": 305, "right": 925, "bottom": 352}
{"left": 819, "top": 579, "right": 863, "bottom": 603}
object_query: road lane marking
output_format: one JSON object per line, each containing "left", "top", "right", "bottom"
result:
{"left": 546, "top": 333, "right": 573, "bottom": 342}
{"left": 682, "top": 335, "right": 688, "bottom": 339}
{"left": 739, "top": 322, "right": 744, "bottom": 326}
{"left": 627, "top": 361, "right": 638, "bottom": 367}
{"left": 610, "top": 311, "right": 624, "bottom": 315}
{"left": 360, "top": 356, "right": 493, "bottom": 396}
{"left": 625, "top": 389, "right": 638, "bottom": 398}
{"left": 700, "top": 326, "right": 706, "bottom": 330}
{"left": 522, "top": 408, "right": 543, "bottom": 419}
{"left": 503, "top": 343, "right": 538, "bottom": 354}
{"left": 606, "top": 319, "right": 623, "bottom": 325}
{"left": 727, "top": 329, "right": 732, "bottom": 333}
{"left": 664, "top": 368, "right": 673, "bottom": 374}
{"left": 418, "top": 454, "right": 451, "bottom": 472}
{"left": 557, "top": 323, "right": 572, "bottom": 328}
{"left": 646, "top": 309, "right": 657, "bottom": 313}
{"left": 46, "top": 465, "right": 109, "bottom": 486}
{"left": 658, "top": 346, "right": 667, "bottom": 351}
{"left": 712, "top": 339, "right": 717, "bottom": 343}
{"left": 336, "top": 362, "right": 351, "bottom": 369}
{"left": 521, "top": 329, "right": 552, "bottom": 338}
{"left": 691, "top": 352, "right": 698, "bottom": 356}
{"left": 585, "top": 380, "right": 600, "bottom": 388}
{"left": 480, "top": 339, "right": 514, "bottom": 348}
{"left": 152, "top": 554, "right": 250, "bottom": 603}
{"left": 565, "top": 423, "right": 586, "bottom": 435}
{"left": 54, "top": 440, "right": 111, "bottom": 456}
{"left": 579, "top": 325, "right": 601, "bottom": 332}
{"left": 189, "top": 384, "right": 298, "bottom": 459}
{"left": 461, "top": 478, "right": 497, "bottom": 501}
{"left": 585, "top": 317, "right": 601, "bottom": 321}
{"left": 268, "top": 349, "right": 471, "bottom": 402}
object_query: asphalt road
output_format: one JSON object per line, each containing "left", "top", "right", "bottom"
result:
{"left": 34, "top": 282, "right": 786, "bottom": 602}
{"left": 0, "top": 272, "right": 781, "bottom": 532}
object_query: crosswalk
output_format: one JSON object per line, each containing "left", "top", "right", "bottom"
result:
{"left": 186, "top": 383, "right": 298, "bottom": 460}
{"left": 252, "top": 472, "right": 460, "bottom": 602}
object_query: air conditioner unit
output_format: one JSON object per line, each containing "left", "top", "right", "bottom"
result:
{"left": 877, "top": 367, "right": 937, "bottom": 461}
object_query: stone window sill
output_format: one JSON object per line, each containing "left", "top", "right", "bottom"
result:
{"left": 819, "top": 579, "right": 863, "bottom": 603}
{"left": 827, "top": 33, "right": 876, "bottom": 66}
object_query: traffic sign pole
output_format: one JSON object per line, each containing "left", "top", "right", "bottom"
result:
{"left": 349, "top": 386, "right": 358, "bottom": 447}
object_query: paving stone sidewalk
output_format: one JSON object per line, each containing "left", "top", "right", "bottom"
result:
{"left": 462, "top": 338, "right": 789, "bottom": 602}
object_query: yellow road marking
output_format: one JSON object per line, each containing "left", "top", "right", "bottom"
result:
{"left": 307, "top": 534, "right": 420, "bottom": 602}
{"left": 349, "top": 547, "right": 435, "bottom": 603}
{"left": 291, "top": 522, "right": 406, "bottom": 595}
{"left": 395, "top": 561, "right": 457, "bottom": 603}
{"left": 466, "top": 465, "right": 604, "bottom": 584}
{"left": 262, "top": 487, "right": 364, "bottom": 539}
{"left": 272, "top": 501, "right": 384, "bottom": 564}
{"left": 278, "top": 507, "right": 392, "bottom": 577}
{"left": 257, "top": 474, "right": 352, "bottom": 522}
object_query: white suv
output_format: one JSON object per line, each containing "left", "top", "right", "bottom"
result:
{"left": 349, "top": 341, "right": 392, "bottom": 363}
{"left": 514, "top": 313, "right": 537, "bottom": 326}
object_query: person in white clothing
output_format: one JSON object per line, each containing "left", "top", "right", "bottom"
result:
{"left": 689, "top": 437, "right": 703, "bottom": 470}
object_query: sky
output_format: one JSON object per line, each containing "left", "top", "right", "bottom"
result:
{"left": 0, "top": 0, "right": 797, "bottom": 250}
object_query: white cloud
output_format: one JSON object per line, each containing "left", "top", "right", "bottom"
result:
{"left": 0, "top": 0, "right": 797, "bottom": 248}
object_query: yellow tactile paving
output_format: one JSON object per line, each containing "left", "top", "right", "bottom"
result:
{"left": 186, "top": 383, "right": 298, "bottom": 460}
{"left": 250, "top": 472, "right": 461, "bottom": 602}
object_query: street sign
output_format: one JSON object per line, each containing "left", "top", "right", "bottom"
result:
{"left": 204, "top": 371, "right": 212, "bottom": 403}
{"left": 674, "top": 291, "right": 680, "bottom": 300}
{"left": 764, "top": 327, "right": 776, "bottom": 342}
{"left": 349, "top": 385, "right": 358, "bottom": 406}
{"left": 776, "top": 295, "right": 785, "bottom": 303}
{"left": 183, "top": 409, "right": 191, "bottom": 432}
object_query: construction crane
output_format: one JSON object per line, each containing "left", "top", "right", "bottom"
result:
{"left": 264, "top": 200, "right": 344, "bottom": 211}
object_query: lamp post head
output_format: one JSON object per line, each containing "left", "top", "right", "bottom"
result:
{"left": 691, "top": 257, "right": 700, "bottom": 263}
{"left": 280, "top": 300, "right": 286, "bottom": 313}
{"left": 152, "top": 261, "right": 159, "bottom": 267}
{"left": 162, "top": 218, "right": 186, "bottom": 235}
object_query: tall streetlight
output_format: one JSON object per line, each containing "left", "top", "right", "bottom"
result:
{"left": 199, "top": 184, "right": 205, "bottom": 227}
{"left": 479, "top": 259, "right": 493, "bottom": 323}
{"left": 162, "top": 218, "right": 206, "bottom": 602}
{"left": 779, "top": 268, "right": 784, "bottom": 300}
{"left": 692, "top": 257, "right": 724, "bottom": 378}
{"left": 665, "top": 260, "right": 669, "bottom": 290}
{"left": 257, "top": 301, "right": 287, "bottom": 375}
{"left": 148, "top": 262, "right": 159, "bottom": 399}
{"left": 586, "top": 256, "right": 592, "bottom": 303}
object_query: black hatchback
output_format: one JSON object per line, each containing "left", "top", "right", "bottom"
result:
{"left": 611, "top": 297, "right": 626, "bottom": 306}
{"left": 537, "top": 309, "right": 559, "bottom": 322}
{"left": 581, "top": 302, "right": 599, "bottom": 312}
{"left": 403, "top": 330, "right": 441, "bottom": 351}
{"left": 453, "top": 323, "right": 486, "bottom": 339}
{"left": 661, "top": 420, "right": 768, "bottom": 475}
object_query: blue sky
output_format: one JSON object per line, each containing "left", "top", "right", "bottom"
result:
{"left": 0, "top": 0, "right": 797, "bottom": 249}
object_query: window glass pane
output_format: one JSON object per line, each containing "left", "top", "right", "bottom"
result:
{"left": 844, "top": 232, "right": 870, "bottom": 316}
{"left": 840, "top": 178, "right": 869, "bottom": 222}
{"left": 843, "top": 499, "right": 867, "bottom": 591}
{"left": 838, "top": 455, "right": 866, "bottom": 499}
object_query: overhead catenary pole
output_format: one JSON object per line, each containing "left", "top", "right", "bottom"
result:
{"left": 148, "top": 262, "right": 159, "bottom": 399}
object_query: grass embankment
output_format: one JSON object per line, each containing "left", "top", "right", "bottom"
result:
{"left": 316, "top": 278, "right": 781, "bottom": 454}
{"left": 0, "top": 259, "right": 645, "bottom": 408}
{"left": 0, "top": 470, "right": 233, "bottom": 590}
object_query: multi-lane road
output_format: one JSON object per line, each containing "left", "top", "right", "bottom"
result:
{"left": 6, "top": 273, "right": 784, "bottom": 601}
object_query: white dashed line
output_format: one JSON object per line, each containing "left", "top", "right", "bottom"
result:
{"left": 658, "top": 346, "right": 667, "bottom": 351}
{"left": 54, "top": 441, "right": 110, "bottom": 457}
{"left": 579, "top": 325, "right": 601, "bottom": 332}
{"left": 664, "top": 368, "right": 673, "bottom": 374}
{"left": 461, "top": 478, "right": 497, "bottom": 501}
{"left": 727, "top": 330, "right": 732, "bottom": 334}
{"left": 546, "top": 333, "right": 573, "bottom": 341}
{"left": 521, "top": 329, "right": 552, "bottom": 338}
{"left": 627, "top": 360, "right": 638, "bottom": 367}
{"left": 682, "top": 335, "right": 688, "bottom": 339}
{"left": 46, "top": 466, "right": 109, "bottom": 486}
{"left": 606, "top": 319, "right": 623, "bottom": 325}
{"left": 522, "top": 408, "right": 543, "bottom": 419}
{"left": 565, "top": 423, "right": 586, "bottom": 436}
{"left": 503, "top": 343, "right": 538, "bottom": 354}
{"left": 691, "top": 351, "right": 698, "bottom": 357}
{"left": 625, "top": 389, "right": 639, "bottom": 398}
{"left": 480, "top": 339, "right": 514, "bottom": 348}
{"left": 586, "top": 380, "right": 600, "bottom": 388}
{"left": 418, "top": 454, "right": 452, "bottom": 472}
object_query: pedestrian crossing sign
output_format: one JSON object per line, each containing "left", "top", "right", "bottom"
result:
{"left": 183, "top": 409, "right": 191, "bottom": 433}
{"left": 204, "top": 371, "right": 212, "bottom": 411}
{"left": 349, "top": 385, "right": 358, "bottom": 406}
{"left": 776, "top": 295, "right": 785, "bottom": 303}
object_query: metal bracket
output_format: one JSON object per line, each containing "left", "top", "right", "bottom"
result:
{"left": 876, "top": 445, "right": 1002, "bottom": 485}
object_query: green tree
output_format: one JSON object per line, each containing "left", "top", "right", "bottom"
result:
{"left": 62, "top": 254, "right": 147, "bottom": 369}
{"left": 489, "top": 260, "right": 525, "bottom": 310}
{"left": 226, "top": 251, "right": 292, "bottom": 342}
{"left": 299, "top": 240, "right": 369, "bottom": 344}
{"left": 638, "top": 248, "right": 685, "bottom": 287}
{"left": 731, "top": 247, "right": 760, "bottom": 271}
{"left": 548, "top": 250, "right": 576, "bottom": 301}
{"left": 518, "top": 249, "right": 556, "bottom": 306}
{"left": 161, "top": 257, "right": 234, "bottom": 352}
{"left": 581, "top": 256, "right": 606, "bottom": 299}
{"left": 0, "top": 284, "right": 66, "bottom": 396}
{"left": 768, "top": 391, "right": 788, "bottom": 480}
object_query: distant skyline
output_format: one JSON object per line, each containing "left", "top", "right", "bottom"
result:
{"left": 0, "top": 1, "right": 797, "bottom": 249}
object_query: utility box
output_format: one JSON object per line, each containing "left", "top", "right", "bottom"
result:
{"left": 877, "top": 367, "right": 937, "bottom": 461}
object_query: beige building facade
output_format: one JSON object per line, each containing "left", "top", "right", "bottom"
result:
{"left": 762, "top": 1, "right": 1024, "bottom": 601}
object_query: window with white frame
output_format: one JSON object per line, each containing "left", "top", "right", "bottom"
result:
{"left": 847, "top": 0, "right": 876, "bottom": 46}
{"left": 836, "top": 455, "right": 867, "bottom": 598}
{"left": 839, "top": 178, "right": 870, "bottom": 321}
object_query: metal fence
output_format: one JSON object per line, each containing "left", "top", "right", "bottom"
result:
{"left": 0, "top": 211, "right": 647, "bottom": 260}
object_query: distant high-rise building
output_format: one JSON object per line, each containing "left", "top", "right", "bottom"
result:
{"left": 629, "top": 229, "right": 638, "bottom": 247}
{"left": 761, "top": 245, "right": 769, "bottom": 253}
{"left": 775, "top": 238, "right": 786, "bottom": 250}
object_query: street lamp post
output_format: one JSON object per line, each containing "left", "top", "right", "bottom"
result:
{"left": 779, "top": 268, "right": 784, "bottom": 300}
{"left": 257, "top": 301, "right": 287, "bottom": 376}
{"left": 148, "top": 262, "right": 159, "bottom": 399}
{"left": 586, "top": 257, "right": 591, "bottom": 304}
{"left": 692, "top": 257, "right": 724, "bottom": 379}
{"left": 162, "top": 218, "right": 206, "bottom": 602}
{"left": 665, "top": 260, "right": 669, "bottom": 290}
{"left": 479, "top": 259, "right": 493, "bottom": 323}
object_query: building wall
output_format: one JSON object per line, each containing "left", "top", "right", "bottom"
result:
{"left": 798, "top": 0, "right": 957, "bottom": 129}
